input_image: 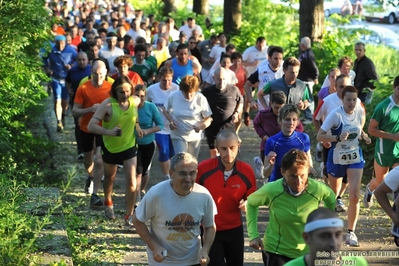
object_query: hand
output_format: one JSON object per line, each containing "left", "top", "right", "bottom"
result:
{"left": 322, "top": 141, "right": 332, "bottom": 149}
{"left": 231, "top": 112, "right": 239, "bottom": 123}
{"left": 252, "top": 59, "right": 259, "bottom": 67}
{"left": 238, "top": 199, "right": 247, "bottom": 212}
{"left": 362, "top": 133, "right": 372, "bottom": 145}
{"left": 193, "top": 121, "right": 204, "bottom": 132}
{"left": 169, "top": 121, "right": 178, "bottom": 130}
{"left": 64, "top": 64, "right": 72, "bottom": 71}
{"left": 136, "top": 128, "right": 145, "bottom": 138}
{"left": 314, "top": 79, "right": 319, "bottom": 85}
{"left": 91, "top": 103, "right": 100, "bottom": 113}
{"left": 249, "top": 237, "right": 264, "bottom": 251}
{"left": 198, "top": 249, "right": 210, "bottom": 266}
{"left": 153, "top": 247, "right": 166, "bottom": 263}
{"left": 250, "top": 100, "right": 258, "bottom": 110}
{"left": 112, "top": 125, "right": 122, "bottom": 136}
{"left": 266, "top": 151, "right": 277, "bottom": 166}
{"left": 297, "top": 100, "right": 306, "bottom": 110}
{"left": 339, "top": 132, "right": 349, "bottom": 142}
{"left": 262, "top": 135, "right": 269, "bottom": 141}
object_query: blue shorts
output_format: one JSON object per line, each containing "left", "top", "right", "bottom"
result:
{"left": 155, "top": 133, "right": 175, "bottom": 162}
{"left": 327, "top": 161, "right": 365, "bottom": 178}
{"left": 52, "top": 80, "right": 69, "bottom": 100}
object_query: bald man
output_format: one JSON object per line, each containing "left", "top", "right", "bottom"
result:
{"left": 201, "top": 67, "right": 243, "bottom": 157}
{"left": 285, "top": 207, "right": 368, "bottom": 266}
{"left": 196, "top": 129, "right": 256, "bottom": 266}
{"left": 73, "top": 58, "right": 113, "bottom": 207}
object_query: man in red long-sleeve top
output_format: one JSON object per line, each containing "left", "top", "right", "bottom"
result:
{"left": 196, "top": 128, "right": 256, "bottom": 266}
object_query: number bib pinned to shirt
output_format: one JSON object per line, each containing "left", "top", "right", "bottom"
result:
{"left": 338, "top": 149, "right": 360, "bottom": 165}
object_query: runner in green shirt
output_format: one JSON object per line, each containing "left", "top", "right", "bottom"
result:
{"left": 284, "top": 207, "right": 368, "bottom": 266}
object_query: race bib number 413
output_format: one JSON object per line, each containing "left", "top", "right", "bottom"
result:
{"left": 338, "top": 149, "right": 360, "bottom": 165}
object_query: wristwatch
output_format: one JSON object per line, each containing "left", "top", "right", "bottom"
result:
{"left": 336, "top": 135, "right": 341, "bottom": 142}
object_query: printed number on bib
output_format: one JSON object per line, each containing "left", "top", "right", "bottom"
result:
{"left": 338, "top": 150, "right": 360, "bottom": 165}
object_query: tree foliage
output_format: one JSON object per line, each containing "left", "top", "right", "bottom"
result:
{"left": 0, "top": 0, "right": 55, "bottom": 179}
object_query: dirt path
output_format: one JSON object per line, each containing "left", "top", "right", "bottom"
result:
{"left": 52, "top": 108, "right": 398, "bottom": 265}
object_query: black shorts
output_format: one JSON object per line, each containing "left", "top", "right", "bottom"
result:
{"left": 137, "top": 142, "right": 155, "bottom": 175}
{"left": 101, "top": 144, "right": 138, "bottom": 164}
{"left": 80, "top": 130, "right": 102, "bottom": 152}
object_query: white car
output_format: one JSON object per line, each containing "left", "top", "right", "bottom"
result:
{"left": 363, "top": 0, "right": 399, "bottom": 24}
{"left": 341, "top": 24, "right": 399, "bottom": 50}
{"left": 324, "top": 0, "right": 345, "bottom": 17}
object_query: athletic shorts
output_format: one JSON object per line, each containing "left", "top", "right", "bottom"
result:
{"left": 80, "top": 130, "right": 103, "bottom": 152}
{"left": 101, "top": 145, "right": 137, "bottom": 165}
{"left": 155, "top": 133, "right": 175, "bottom": 162}
{"left": 205, "top": 126, "right": 222, "bottom": 150}
{"left": 327, "top": 161, "right": 365, "bottom": 178}
{"left": 51, "top": 80, "right": 69, "bottom": 100}
{"left": 375, "top": 152, "right": 399, "bottom": 167}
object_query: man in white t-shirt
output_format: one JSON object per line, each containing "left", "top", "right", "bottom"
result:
{"left": 126, "top": 18, "right": 146, "bottom": 42}
{"left": 146, "top": 66, "right": 179, "bottom": 180}
{"left": 179, "top": 17, "right": 203, "bottom": 38}
{"left": 99, "top": 32, "right": 124, "bottom": 75}
{"left": 242, "top": 36, "right": 268, "bottom": 76}
{"left": 133, "top": 152, "right": 216, "bottom": 266}
{"left": 208, "top": 33, "right": 227, "bottom": 66}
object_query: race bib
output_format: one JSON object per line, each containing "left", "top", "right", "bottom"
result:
{"left": 338, "top": 149, "right": 360, "bottom": 165}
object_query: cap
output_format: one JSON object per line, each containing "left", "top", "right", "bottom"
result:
{"left": 54, "top": 35, "right": 66, "bottom": 41}
{"left": 179, "top": 31, "right": 186, "bottom": 37}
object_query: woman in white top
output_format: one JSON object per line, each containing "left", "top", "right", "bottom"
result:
{"left": 165, "top": 75, "right": 213, "bottom": 157}
{"left": 317, "top": 85, "right": 371, "bottom": 247}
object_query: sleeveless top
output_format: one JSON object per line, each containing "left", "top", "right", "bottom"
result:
{"left": 103, "top": 97, "right": 137, "bottom": 153}
{"left": 171, "top": 58, "right": 194, "bottom": 84}
{"left": 231, "top": 65, "right": 246, "bottom": 95}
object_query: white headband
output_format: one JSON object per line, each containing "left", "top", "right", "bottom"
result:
{"left": 304, "top": 218, "right": 344, "bottom": 233}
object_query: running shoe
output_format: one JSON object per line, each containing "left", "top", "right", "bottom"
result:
{"left": 335, "top": 199, "right": 346, "bottom": 212}
{"left": 346, "top": 231, "right": 359, "bottom": 247}
{"left": 105, "top": 205, "right": 116, "bottom": 220}
{"left": 57, "top": 122, "right": 64, "bottom": 133}
{"left": 125, "top": 215, "right": 133, "bottom": 227}
{"left": 90, "top": 194, "right": 103, "bottom": 207}
{"left": 363, "top": 184, "right": 373, "bottom": 208}
{"left": 77, "top": 153, "right": 84, "bottom": 161}
{"left": 253, "top": 156, "right": 264, "bottom": 179}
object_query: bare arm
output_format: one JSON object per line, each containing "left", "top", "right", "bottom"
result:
{"left": 368, "top": 118, "right": 397, "bottom": 141}
{"left": 317, "top": 128, "right": 349, "bottom": 143}
{"left": 132, "top": 214, "right": 165, "bottom": 263}
{"left": 198, "top": 225, "right": 216, "bottom": 265}
{"left": 87, "top": 99, "right": 120, "bottom": 136}
{"left": 72, "top": 102, "right": 99, "bottom": 117}
{"left": 375, "top": 182, "right": 399, "bottom": 227}
{"left": 192, "top": 62, "right": 201, "bottom": 83}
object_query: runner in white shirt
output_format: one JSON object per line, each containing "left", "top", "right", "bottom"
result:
{"left": 146, "top": 66, "right": 179, "bottom": 180}
{"left": 242, "top": 36, "right": 268, "bottom": 76}
{"left": 244, "top": 46, "right": 284, "bottom": 111}
{"left": 204, "top": 54, "right": 237, "bottom": 86}
{"left": 179, "top": 17, "right": 203, "bottom": 38}
{"left": 321, "top": 56, "right": 356, "bottom": 88}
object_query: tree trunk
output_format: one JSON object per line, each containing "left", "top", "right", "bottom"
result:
{"left": 193, "top": 0, "right": 209, "bottom": 15}
{"left": 224, "top": 0, "right": 241, "bottom": 37}
{"left": 299, "top": 0, "right": 324, "bottom": 43}
{"left": 162, "top": 0, "right": 176, "bottom": 17}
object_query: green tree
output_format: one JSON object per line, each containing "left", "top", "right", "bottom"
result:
{"left": 0, "top": 0, "right": 53, "bottom": 177}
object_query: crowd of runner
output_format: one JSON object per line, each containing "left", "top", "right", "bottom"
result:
{"left": 42, "top": 0, "right": 399, "bottom": 265}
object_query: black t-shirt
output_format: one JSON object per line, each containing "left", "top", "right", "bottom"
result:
{"left": 201, "top": 84, "right": 242, "bottom": 128}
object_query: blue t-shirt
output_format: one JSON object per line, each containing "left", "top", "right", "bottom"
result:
{"left": 265, "top": 131, "right": 311, "bottom": 181}
{"left": 136, "top": 101, "right": 164, "bottom": 145}
{"left": 65, "top": 65, "right": 92, "bottom": 95}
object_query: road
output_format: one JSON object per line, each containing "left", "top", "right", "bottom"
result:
{"left": 357, "top": 19, "right": 399, "bottom": 32}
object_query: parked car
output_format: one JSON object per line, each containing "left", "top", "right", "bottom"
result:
{"left": 324, "top": 0, "right": 345, "bottom": 17}
{"left": 341, "top": 24, "right": 399, "bottom": 50}
{"left": 363, "top": 0, "right": 399, "bottom": 24}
